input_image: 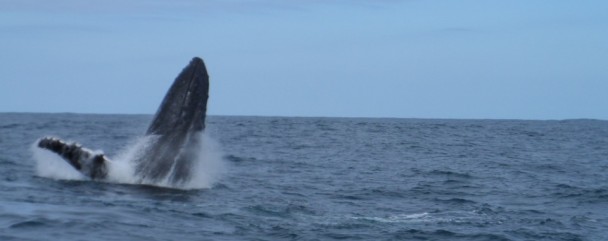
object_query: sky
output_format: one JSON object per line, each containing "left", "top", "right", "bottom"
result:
{"left": 0, "top": 0, "right": 607, "bottom": 119}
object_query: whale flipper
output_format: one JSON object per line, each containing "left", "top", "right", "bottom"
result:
{"left": 37, "top": 137, "right": 109, "bottom": 180}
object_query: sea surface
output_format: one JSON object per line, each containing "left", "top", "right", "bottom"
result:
{"left": 0, "top": 113, "right": 607, "bottom": 241}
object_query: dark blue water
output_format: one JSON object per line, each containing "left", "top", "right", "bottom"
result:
{"left": 0, "top": 113, "right": 607, "bottom": 241}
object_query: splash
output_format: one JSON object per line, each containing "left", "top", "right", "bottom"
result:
{"left": 180, "top": 133, "right": 226, "bottom": 189}
{"left": 33, "top": 133, "right": 226, "bottom": 190}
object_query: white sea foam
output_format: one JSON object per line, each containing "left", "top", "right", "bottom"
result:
{"left": 351, "top": 210, "right": 501, "bottom": 225}
{"left": 32, "top": 133, "right": 226, "bottom": 190}
{"left": 352, "top": 212, "right": 431, "bottom": 223}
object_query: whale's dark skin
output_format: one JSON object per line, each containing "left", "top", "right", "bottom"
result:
{"left": 135, "top": 57, "right": 209, "bottom": 184}
{"left": 37, "top": 57, "right": 210, "bottom": 185}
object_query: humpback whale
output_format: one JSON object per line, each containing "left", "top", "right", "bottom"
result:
{"left": 37, "top": 57, "right": 209, "bottom": 185}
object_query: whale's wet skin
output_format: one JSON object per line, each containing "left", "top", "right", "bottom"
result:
{"left": 35, "top": 57, "right": 216, "bottom": 188}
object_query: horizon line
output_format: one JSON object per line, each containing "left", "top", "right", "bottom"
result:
{"left": 1, "top": 111, "right": 605, "bottom": 122}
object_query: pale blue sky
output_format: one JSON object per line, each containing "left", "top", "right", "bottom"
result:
{"left": 1, "top": 0, "right": 607, "bottom": 119}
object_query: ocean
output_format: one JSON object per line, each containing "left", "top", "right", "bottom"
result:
{"left": 0, "top": 113, "right": 606, "bottom": 241}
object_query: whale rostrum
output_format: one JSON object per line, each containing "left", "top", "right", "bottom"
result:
{"left": 37, "top": 57, "right": 210, "bottom": 185}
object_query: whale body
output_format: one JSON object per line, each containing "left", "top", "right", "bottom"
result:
{"left": 37, "top": 57, "right": 210, "bottom": 185}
